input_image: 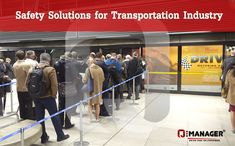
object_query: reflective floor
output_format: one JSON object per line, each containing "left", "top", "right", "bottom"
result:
{"left": 1, "top": 90, "right": 234, "bottom": 146}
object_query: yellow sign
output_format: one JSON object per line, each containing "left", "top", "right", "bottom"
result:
{"left": 182, "top": 45, "right": 223, "bottom": 85}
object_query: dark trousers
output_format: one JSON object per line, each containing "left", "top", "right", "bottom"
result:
{"left": 100, "top": 80, "right": 111, "bottom": 116}
{"left": 129, "top": 77, "right": 141, "bottom": 99}
{"left": 127, "top": 81, "right": 132, "bottom": 97}
{"left": 17, "top": 92, "right": 35, "bottom": 120}
{"left": 0, "top": 88, "right": 6, "bottom": 116}
{"left": 114, "top": 86, "right": 120, "bottom": 109}
{"left": 0, "top": 97, "right": 3, "bottom": 116}
{"left": 119, "top": 82, "right": 124, "bottom": 100}
{"left": 58, "top": 95, "right": 72, "bottom": 128}
{"left": 130, "top": 85, "right": 140, "bottom": 99}
{"left": 34, "top": 97, "right": 65, "bottom": 139}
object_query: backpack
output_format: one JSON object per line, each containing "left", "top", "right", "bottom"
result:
{"left": 108, "top": 62, "right": 120, "bottom": 84}
{"left": 27, "top": 66, "right": 49, "bottom": 98}
{"left": 135, "top": 59, "right": 144, "bottom": 75}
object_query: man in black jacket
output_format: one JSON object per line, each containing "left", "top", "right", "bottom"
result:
{"left": 127, "top": 52, "right": 142, "bottom": 100}
{"left": 54, "top": 54, "right": 74, "bottom": 129}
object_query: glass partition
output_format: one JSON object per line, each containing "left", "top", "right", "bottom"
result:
{"left": 181, "top": 45, "right": 223, "bottom": 93}
{"left": 145, "top": 46, "right": 178, "bottom": 91}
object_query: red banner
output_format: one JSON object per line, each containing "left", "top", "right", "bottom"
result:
{"left": 0, "top": 0, "right": 234, "bottom": 31}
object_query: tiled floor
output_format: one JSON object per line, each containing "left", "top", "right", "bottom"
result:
{"left": 1, "top": 92, "right": 234, "bottom": 146}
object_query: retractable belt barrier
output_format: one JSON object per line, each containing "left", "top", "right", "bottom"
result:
{"left": 149, "top": 71, "right": 221, "bottom": 75}
{"left": 0, "top": 71, "right": 146, "bottom": 143}
{"left": 0, "top": 81, "right": 16, "bottom": 87}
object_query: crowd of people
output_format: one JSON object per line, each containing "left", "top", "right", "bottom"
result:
{"left": 0, "top": 49, "right": 146, "bottom": 144}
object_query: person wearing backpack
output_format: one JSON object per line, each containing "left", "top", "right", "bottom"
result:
{"left": 26, "top": 53, "right": 69, "bottom": 143}
{"left": 105, "top": 53, "right": 122, "bottom": 110}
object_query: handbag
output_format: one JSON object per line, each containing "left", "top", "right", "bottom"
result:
{"left": 3, "top": 75, "right": 11, "bottom": 92}
{"left": 81, "top": 69, "right": 94, "bottom": 93}
{"left": 221, "top": 87, "right": 228, "bottom": 99}
{"left": 59, "top": 82, "right": 77, "bottom": 97}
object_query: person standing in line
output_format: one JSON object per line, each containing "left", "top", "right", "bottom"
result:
{"left": 2, "top": 58, "right": 13, "bottom": 112}
{"left": 105, "top": 53, "right": 122, "bottom": 110}
{"left": 224, "top": 66, "right": 235, "bottom": 134}
{"left": 27, "top": 53, "right": 69, "bottom": 143}
{"left": 83, "top": 57, "right": 104, "bottom": 121}
{"left": 5, "top": 58, "right": 14, "bottom": 79}
{"left": 123, "top": 55, "right": 132, "bottom": 99}
{"left": 0, "top": 59, "right": 6, "bottom": 116}
{"left": 140, "top": 57, "right": 147, "bottom": 93}
{"left": 54, "top": 54, "right": 75, "bottom": 129}
{"left": 13, "top": 50, "right": 35, "bottom": 119}
{"left": 77, "top": 53, "right": 88, "bottom": 73}
{"left": 95, "top": 52, "right": 110, "bottom": 116}
{"left": 127, "top": 52, "right": 142, "bottom": 100}
{"left": 106, "top": 54, "right": 111, "bottom": 60}
{"left": 25, "top": 50, "right": 38, "bottom": 67}
{"left": 117, "top": 54, "right": 124, "bottom": 102}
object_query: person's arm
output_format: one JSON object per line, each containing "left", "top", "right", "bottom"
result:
{"left": 25, "top": 67, "right": 32, "bottom": 88}
{"left": 222, "top": 58, "right": 228, "bottom": 71}
{"left": 0, "top": 64, "right": 5, "bottom": 78}
{"left": 101, "top": 69, "right": 105, "bottom": 83}
{"left": 116, "top": 61, "right": 122, "bottom": 73}
{"left": 225, "top": 69, "right": 230, "bottom": 91}
{"left": 82, "top": 68, "right": 89, "bottom": 84}
{"left": 49, "top": 68, "right": 58, "bottom": 98}
{"left": 103, "top": 63, "right": 109, "bottom": 76}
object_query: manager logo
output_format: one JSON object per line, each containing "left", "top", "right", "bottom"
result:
{"left": 178, "top": 129, "right": 186, "bottom": 138}
{"left": 177, "top": 129, "right": 225, "bottom": 142}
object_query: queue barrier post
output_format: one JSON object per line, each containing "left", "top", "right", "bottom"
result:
{"left": 20, "top": 128, "right": 24, "bottom": 146}
{"left": 132, "top": 78, "right": 136, "bottom": 103}
{"left": 112, "top": 86, "right": 115, "bottom": 120}
{"left": 10, "top": 85, "right": 13, "bottom": 113}
{"left": 74, "top": 102, "right": 89, "bottom": 146}
{"left": 147, "top": 70, "right": 150, "bottom": 94}
{"left": 6, "top": 83, "right": 14, "bottom": 114}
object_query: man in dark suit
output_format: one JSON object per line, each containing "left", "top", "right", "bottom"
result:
{"left": 127, "top": 52, "right": 143, "bottom": 100}
{"left": 54, "top": 54, "right": 75, "bottom": 129}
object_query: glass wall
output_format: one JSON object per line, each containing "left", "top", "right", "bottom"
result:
{"left": 145, "top": 46, "right": 178, "bottom": 91}
{"left": 145, "top": 45, "right": 223, "bottom": 93}
{"left": 181, "top": 45, "right": 223, "bottom": 92}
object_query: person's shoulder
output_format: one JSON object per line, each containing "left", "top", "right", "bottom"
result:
{"left": 43, "top": 66, "right": 56, "bottom": 76}
{"left": 228, "top": 67, "right": 235, "bottom": 74}
{"left": 45, "top": 66, "right": 55, "bottom": 71}
{"left": 13, "top": 61, "right": 18, "bottom": 67}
